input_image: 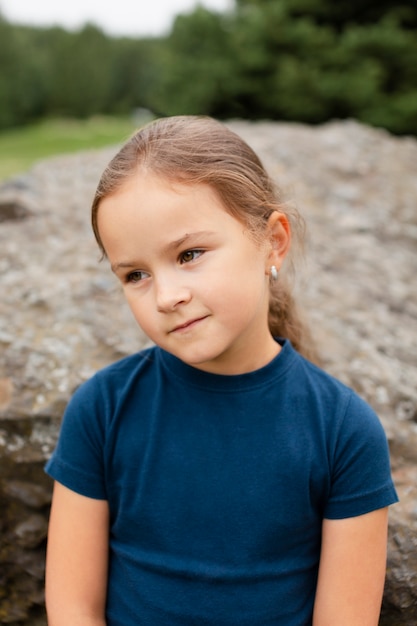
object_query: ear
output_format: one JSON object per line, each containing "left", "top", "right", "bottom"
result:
{"left": 265, "top": 211, "right": 291, "bottom": 272}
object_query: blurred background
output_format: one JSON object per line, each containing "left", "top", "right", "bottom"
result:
{"left": 0, "top": 0, "right": 416, "bottom": 180}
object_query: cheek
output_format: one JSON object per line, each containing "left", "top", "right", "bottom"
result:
{"left": 124, "top": 293, "right": 150, "bottom": 326}
{"left": 129, "top": 309, "right": 158, "bottom": 341}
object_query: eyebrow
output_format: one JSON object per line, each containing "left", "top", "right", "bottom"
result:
{"left": 111, "top": 231, "right": 215, "bottom": 273}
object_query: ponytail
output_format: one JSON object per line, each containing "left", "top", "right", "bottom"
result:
{"left": 269, "top": 278, "right": 320, "bottom": 365}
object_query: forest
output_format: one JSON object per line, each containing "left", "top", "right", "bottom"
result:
{"left": 0, "top": 0, "right": 416, "bottom": 135}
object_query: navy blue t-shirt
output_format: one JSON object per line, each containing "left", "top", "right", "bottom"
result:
{"left": 45, "top": 340, "right": 398, "bottom": 625}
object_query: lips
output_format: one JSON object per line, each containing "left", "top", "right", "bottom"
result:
{"left": 171, "top": 316, "right": 208, "bottom": 333}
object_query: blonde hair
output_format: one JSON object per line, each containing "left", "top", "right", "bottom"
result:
{"left": 92, "top": 115, "right": 318, "bottom": 362}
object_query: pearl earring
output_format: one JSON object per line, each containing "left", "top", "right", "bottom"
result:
{"left": 270, "top": 265, "right": 279, "bottom": 281}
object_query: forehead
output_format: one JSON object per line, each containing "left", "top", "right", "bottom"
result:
{"left": 100, "top": 171, "right": 224, "bottom": 218}
{"left": 97, "top": 171, "right": 243, "bottom": 253}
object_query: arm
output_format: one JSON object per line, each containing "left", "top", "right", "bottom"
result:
{"left": 313, "top": 507, "right": 389, "bottom": 626}
{"left": 45, "top": 481, "right": 110, "bottom": 625}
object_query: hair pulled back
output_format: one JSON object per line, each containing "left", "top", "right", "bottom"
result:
{"left": 91, "top": 115, "right": 317, "bottom": 362}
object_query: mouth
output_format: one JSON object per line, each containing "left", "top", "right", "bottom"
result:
{"left": 170, "top": 316, "right": 208, "bottom": 333}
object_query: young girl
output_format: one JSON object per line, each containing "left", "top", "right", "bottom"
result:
{"left": 45, "top": 115, "right": 398, "bottom": 626}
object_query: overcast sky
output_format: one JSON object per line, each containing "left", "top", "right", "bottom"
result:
{"left": 0, "top": 0, "right": 232, "bottom": 37}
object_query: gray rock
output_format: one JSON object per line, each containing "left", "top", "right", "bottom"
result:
{"left": 14, "top": 514, "right": 48, "bottom": 549}
{"left": 0, "top": 121, "right": 416, "bottom": 624}
{"left": 3, "top": 480, "right": 51, "bottom": 508}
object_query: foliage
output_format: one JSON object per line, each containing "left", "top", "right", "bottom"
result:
{"left": 148, "top": 7, "right": 239, "bottom": 117}
{"left": 219, "top": 4, "right": 417, "bottom": 133}
{"left": 0, "top": 1, "right": 416, "bottom": 135}
{"left": 151, "top": 0, "right": 417, "bottom": 134}
{"left": 0, "top": 17, "right": 44, "bottom": 127}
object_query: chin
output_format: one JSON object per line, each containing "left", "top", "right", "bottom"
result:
{"left": 175, "top": 347, "right": 223, "bottom": 369}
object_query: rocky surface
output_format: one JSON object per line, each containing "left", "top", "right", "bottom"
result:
{"left": 0, "top": 119, "right": 416, "bottom": 624}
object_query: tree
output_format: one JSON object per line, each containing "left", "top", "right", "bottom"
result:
{"left": 234, "top": 0, "right": 417, "bottom": 29}
{"left": 109, "top": 37, "right": 164, "bottom": 114}
{"left": 148, "top": 7, "right": 239, "bottom": 117}
{"left": 0, "top": 18, "right": 45, "bottom": 128}
{"left": 40, "top": 24, "right": 114, "bottom": 117}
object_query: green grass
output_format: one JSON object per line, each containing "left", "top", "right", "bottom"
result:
{"left": 0, "top": 116, "right": 141, "bottom": 182}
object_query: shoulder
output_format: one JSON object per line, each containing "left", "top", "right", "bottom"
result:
{"left": 45, "top": 346, "right": 162, "bottom": 494}
{"left": 66, "top": 347, "right": 160, "bottom": 413}
{"left": 289, "top": 345, "right": 350, "bottom": 394}
{"left": 284, "top": 349, "right": 398, "bottom": 517}
{"left": 285, "top": 344, "right": 357, "bottom": 410}
{"left": 285, "top": 343, "right": 387, "bottom": 441}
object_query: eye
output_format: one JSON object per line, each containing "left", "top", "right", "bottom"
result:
{"left": 126, "top": 270, "right": 149, "bottom": 283}
{"left": 179, "top": 249, "right": 203, "bottom": 264}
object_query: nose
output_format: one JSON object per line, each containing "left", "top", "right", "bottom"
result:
{"left": 155, "top": 274, "right": 192, "bottom": 312}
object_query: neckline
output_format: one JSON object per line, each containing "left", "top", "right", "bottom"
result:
{"left": 158, "top": 339, "right": 297, "bottom": 392}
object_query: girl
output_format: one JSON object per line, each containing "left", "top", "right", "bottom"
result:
{"left": 45, "top": 115, "right": 398, "bottom": 626}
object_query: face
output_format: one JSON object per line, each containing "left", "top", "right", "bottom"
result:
{"left": 98, "top": 172, "right": 288, "bottom": 375}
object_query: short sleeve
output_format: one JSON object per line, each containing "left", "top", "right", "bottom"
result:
{"left": 324, "top": 391, "right": 398, "bottom": 519}
{"left": 45, "top": 376, "right": 107, "bottom": 500}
